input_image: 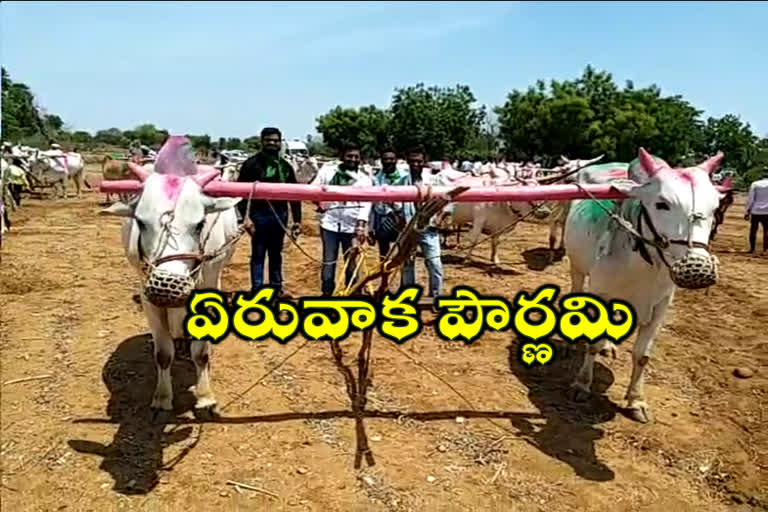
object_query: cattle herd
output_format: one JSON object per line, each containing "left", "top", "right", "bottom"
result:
{"left": 1, "top": 142, "right": 88, "bottom": 239}
{"left": 1, "top": 137, "right": 737, "bottom": 426}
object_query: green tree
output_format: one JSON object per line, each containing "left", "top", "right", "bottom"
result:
{"left": 70, "top": 130, "right": 93, "bottom": 144}
{"left": 315, "top": 105, "right": 391, "bottom": 158}
{"left": 495, "top": 65, "right": 722, "bottom": 165}
{"left": 132, "top": 123, "right": 166, "bottom": 147}
{"left": 389, "top": 83, "right": 484, "bottom": 160}
{"left": 701, "top": 114, "right": 758, "bottom": 172}
{"left": 188, "top": 134, "right": 212, "bottom": 152}
{"left": 1, "top": 67, "right": 49, "bottom": 142}
{"left": 94, "top": 127, "right": 127, "bottom": 146}
{"left": 44, "top": 114, "right": 64, "bottom": 132}
{"left": 224, "top": 137, "right": 243, "bottom": 150}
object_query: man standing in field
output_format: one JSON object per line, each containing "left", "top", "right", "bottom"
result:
{"left": 310, "top": 143, "right": 372, "bottom": 296}
{"left": 401, "top": 145, "right": 452, "bottom": 297}
{"left": 370, "top": 148, "right": 410, "bottom": 262}
{"left": 745, "top": 169, "right": 768, "bottom": 254}
{"left": 236, "top": 127, "right": 302, "bottom": 298}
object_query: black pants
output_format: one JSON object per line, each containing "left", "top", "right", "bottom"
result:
{"left": 249, "top": 211, "right": 288, "bottom": 292}
{"left": 749, "top": 214, "right": 768, "bottom": 252}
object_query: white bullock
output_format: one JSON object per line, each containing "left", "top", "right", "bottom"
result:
{"left": 444, "top": 174, "right": 551, "bottom": 264}
{"left": 563, "top": 148, "right": 725, "bottom": 423}
{"left": 101, "top": 136, "right": 242, "bottom": 417}
{"left": 28, "top": 149, "right": 87, "bottom": 198}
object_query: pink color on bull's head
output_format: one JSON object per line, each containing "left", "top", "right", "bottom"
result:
{"left": 153, "top": 136, "right": 221, "bottom": 187}
{"left": 161, "top": 174, "right": 184, "bottom": 201}
{"left": 155, "top": 136, "right": 199, "bottom": 177}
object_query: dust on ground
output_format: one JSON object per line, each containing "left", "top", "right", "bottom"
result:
{"left": 1, "top": 169, "right": 766, "bottom": 511}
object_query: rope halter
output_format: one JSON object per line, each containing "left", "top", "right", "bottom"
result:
{"left": 137, "top": 181, "right": 246, "bottom": 309}
{"left": 635, "top": 180, "right": 719, "bottom": 290}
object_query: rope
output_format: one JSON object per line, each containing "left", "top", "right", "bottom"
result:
{"left": 219, "top": 340, "right": 312, "bottom": 412}
{"left": 571, "top": 182, "right": 670, "bottom": 252}
{"left": 385, "top": 342, "right": 519, "bottom": 436}
{"left": 263, "top": 195, "right": 359, "bottom": 267}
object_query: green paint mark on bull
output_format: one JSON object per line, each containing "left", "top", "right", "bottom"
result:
{"left": 575, "top": 199, "right": 618, "bottom": 224}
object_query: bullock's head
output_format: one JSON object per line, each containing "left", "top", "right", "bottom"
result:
{"left": 611, "top": 148, "right": 726, "bottom": 289}
{"left": 100, "top": 136, "right": 241, "bottom": 308}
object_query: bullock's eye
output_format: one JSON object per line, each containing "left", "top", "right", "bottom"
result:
{"left": 655, "top": 202, "right": 670, "bottom": 211}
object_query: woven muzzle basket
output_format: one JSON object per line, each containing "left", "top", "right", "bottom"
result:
{"left": 670, "top": 252, "right": 719, "bottom": 290}
{"left": 142, "top": 268, "right": 196, "bottom": 308}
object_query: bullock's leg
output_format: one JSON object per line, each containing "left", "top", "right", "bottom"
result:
{"left": 559, "top": 222, "right": 567, "bottom": 251}
{"left": 190, "top": 340, "right": 217, "bottom": 415}
{"left": 464, "top": 217, "right": 485, "bottom": 262}
{"left": 548, "top": 221, "right": 558, "bottom": 250}
{"left": 143, "top": 300, "right": 175, "bottom": 411}
{"left": 491, "top": 236, "right": 500, "bottom": 265}
{"left": 167, "top": 305, "right": 217, "bottom": 415}
{"left": 624, "top": 296, "right": 671, "bottom": 423}
{"left": 569, "top": 262, "right": 586, "bottom": 293}
{"left": 74, "top": 172, "right": 82, "bottom": 199}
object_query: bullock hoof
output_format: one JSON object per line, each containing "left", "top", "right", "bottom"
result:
{"left": 627, "top": 405, "right": 653, "bottom": 424}
{"left": 566, "top": 384, "right": 591, "bottom": 402}
{"left": 193, "top": 402, "right": 220, "bottom": 421}
{"left": 150, "top": 407, "right": 175, "bottom": 425}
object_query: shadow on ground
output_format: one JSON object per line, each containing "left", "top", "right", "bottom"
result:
{"left": 68, "top": 334, "right": 200, "bottom": 495}
{"left": 507, "top": 338, "right": 619, "bottom": 481}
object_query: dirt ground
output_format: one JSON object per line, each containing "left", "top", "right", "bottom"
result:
{"left": 1, "top": 167, "right": 766, "bottom": 512}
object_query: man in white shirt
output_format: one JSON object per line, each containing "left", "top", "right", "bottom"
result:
{"left": 745, "top": 169, "right": 768, "bottom": 253}
{"left": 311, "top": 143, "right": 373, "bottom": 296}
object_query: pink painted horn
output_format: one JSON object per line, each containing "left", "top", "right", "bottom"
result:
{"left": 126, "top": 162, "right": 151, "bottom": 182}
{"left": 194, "top": 165, "right": 221, "bottom": 187}
{"left": 638, "top": 147, "right": 662, "bottom": 177}
{"left": 699, "top": 151, "right": 725, "bottom": 175}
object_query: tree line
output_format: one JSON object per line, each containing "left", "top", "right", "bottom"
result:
{"left": 2, "top": 65, "right": 766, "bottom": 186}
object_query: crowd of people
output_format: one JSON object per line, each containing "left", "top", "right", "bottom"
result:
{"left": 234, "top": 127, "right": 453, "bottom": 298}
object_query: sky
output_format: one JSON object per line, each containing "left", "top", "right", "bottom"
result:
{"left": 2, "top": 1, "right": 767, "bottom": 141}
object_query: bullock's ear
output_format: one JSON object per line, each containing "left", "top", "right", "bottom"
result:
{"left": 203, "top": 197, "right": 243, "bottom": 214}
{"left": 609, "top": 179, "right": 643, "bottom": 196}
{"left": 610, "top": 178, "right": 661, "bottom": 199}
{"left": 100, "top": 201, "right": 135, "bottom": 217}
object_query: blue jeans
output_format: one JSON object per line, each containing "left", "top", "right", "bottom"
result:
{"left": 321, "top": 228, "right": 356, "bottom": 296}
{"left": 249, "top": 211, "right": 287, "bottom": 293}
{"left": 402, "top": 227, "right": 443, "bottom": 297}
